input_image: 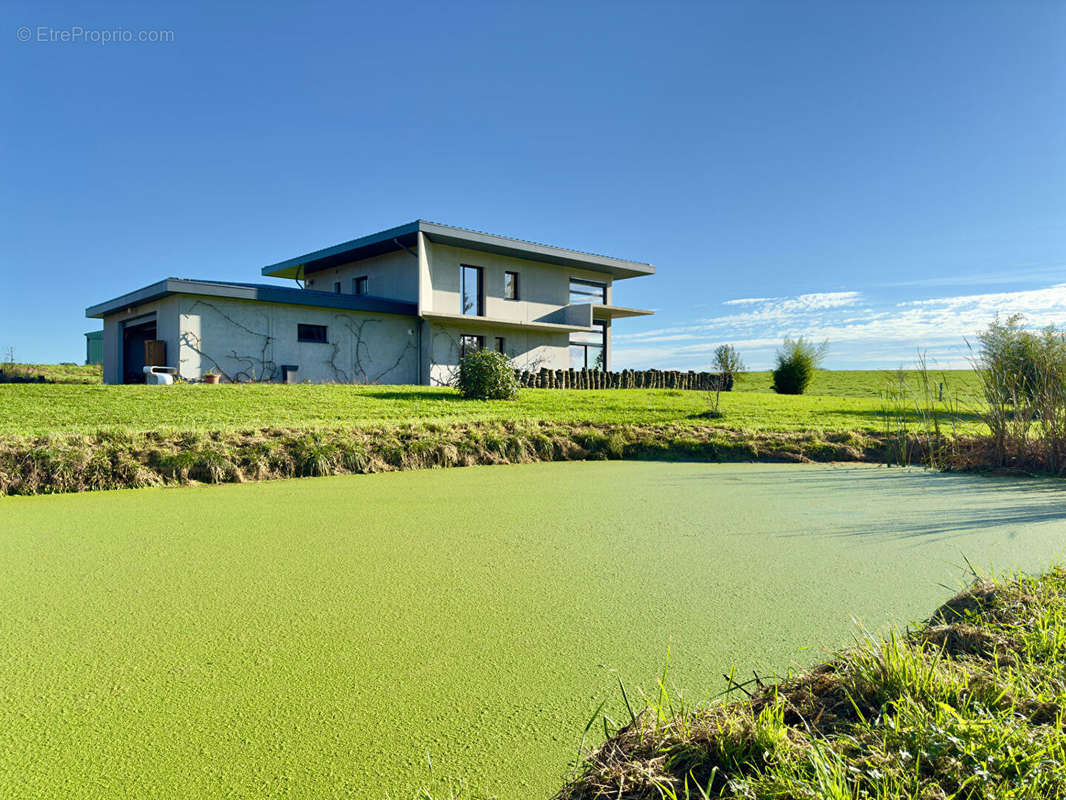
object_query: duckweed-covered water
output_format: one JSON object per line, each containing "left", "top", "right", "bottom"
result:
{"left": 2, "top": 462, "right": 1065, "bottom": 798}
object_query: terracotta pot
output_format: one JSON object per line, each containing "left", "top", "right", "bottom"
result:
{"left": 202, "top": 374, "right": 221, "bottom": 384}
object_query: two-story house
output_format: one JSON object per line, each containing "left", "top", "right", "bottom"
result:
{"left": 86, "top": 221, "right": 655, "bottom": 384}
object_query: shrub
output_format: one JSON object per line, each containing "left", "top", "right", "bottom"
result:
{"left": 713, "top": 344, "right": 746, "bottom": 381}
{"left": 706, "top": 344, "right": 746, "bottom": 416}
{"left": 772, "top": 337, "right": 827, "bottom": 395}
{"left": 974, "top": 314, "right": 1045, "bottom": 405}
{"left": 456, "top": 349, "right": 519, "bottom": 400}
{"left": 972, "top": 315, "right": 1066, "bottom": 470}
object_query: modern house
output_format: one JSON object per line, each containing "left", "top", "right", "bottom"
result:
{"left": 86, "top": 221, "right": 654, "bottom": 384}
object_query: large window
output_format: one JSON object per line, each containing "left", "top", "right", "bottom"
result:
{"left": 461, "top": 265, "right": 484, "bottom": 316}
{"left": 459, "top": 334, "right": 484, "bottom": 358}
{"left": 570, "top": 321, "right": 607, "bottom": 371}
{"left": 569, "top": 278, "right": 606, "bottom": 305}
{"left": 504, "top": 271, "right": 519, "bottom": 301}
{"left": 298, "top": 324, "right": 328, "bottom": 343}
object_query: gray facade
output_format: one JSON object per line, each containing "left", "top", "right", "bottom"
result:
{"left": 86, "top": 221, "right": 654, "bottom": 384}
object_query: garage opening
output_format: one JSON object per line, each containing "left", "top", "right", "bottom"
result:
{"left": 121, "top": 317, "right": 157, "bottom": 384}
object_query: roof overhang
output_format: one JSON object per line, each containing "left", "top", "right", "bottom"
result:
{"left": 261, "top": 220, "right": 655, "bottom": 281}
{"left": 420, "top": 311, "right": 593, "bottom": 334}
{"left": 591, "top": 303, "right": 654, "bottom": 319}
{"left": 86, "top": 279, "right": 418, "bottom": 319}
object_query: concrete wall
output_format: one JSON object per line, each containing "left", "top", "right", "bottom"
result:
{"left": 174, "top": 295, "right": 418, "bottom": 383}
{"left": 421, "top": 240, "right": 614, "bottom": 321}
{"left": 100, "top": 295, "right": 182, "bottom": 384}
{"left": 302, "top": 249, "right": 418, "bottom": 302}
{"left": 101, "top": 294, "right": 419, "bottom": 384}
{"left": 425, "top": 319, "right": 568, "bottom": 386}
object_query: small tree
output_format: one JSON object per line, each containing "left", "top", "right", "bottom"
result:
{"left": 772, "top": 337, "right": 827, "bottom": 395}
{"left": 707, "top": 344, "right": 745, "bottom": 416}
{"left": 456, "top": 348, "right": 519, "bottom": 400}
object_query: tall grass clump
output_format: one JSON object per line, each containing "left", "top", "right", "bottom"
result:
{"left": 455, "top": 349, "right": 519, "bottom": 400}
{"left": 771, "top": 337, "right": 827, "bottom": 395}
{"left": 557, "top": 566, "right": 1066, "bottom": 800}
{"left": 879, "top": 353, "right": 962, "bottom": 469}
{"left": 971, "top": 314, "right": 1066, "bottom": 472}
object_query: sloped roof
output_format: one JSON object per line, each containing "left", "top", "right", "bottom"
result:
{"left": 261, "top": 220, "right": 655, "bottom": 280}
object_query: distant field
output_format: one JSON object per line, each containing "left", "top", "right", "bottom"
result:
{"left": 735, "top": 368, "right": 980, "bottom": 398}
{"left": 0, "top": 369, "right": 988, "bottom": 437}
{"left": 0, "top": 363, "right": 102, "bottom": 384}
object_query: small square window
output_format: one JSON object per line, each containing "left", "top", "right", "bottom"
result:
{"left": 354, "top": 276, "right": 368, "bottom": 296}
{"left": 459, "top": 334, "right": 484, "bottom": 359}
{"left": 297, "top": 324, "right": 328, "bottom": 343}
{"left": 504, "top": 271, "right": 519, "bottom": 300}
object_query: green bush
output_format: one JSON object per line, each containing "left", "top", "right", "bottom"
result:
{"left": 975, "top": 314, "right": 1046, "bottom": 404}
{"left": 456, "top": 349, "right": 519, "bottom": 400}
{"left": 772, "top": 337, "right": 827, "bottom": 395}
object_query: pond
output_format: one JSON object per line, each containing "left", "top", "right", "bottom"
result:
{"left": 2, "top": 462, "right": 1065, "bottom": 798}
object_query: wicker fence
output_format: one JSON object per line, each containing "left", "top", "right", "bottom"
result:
{"left": 515, "top": 368, "right": 732, "bottom": 391}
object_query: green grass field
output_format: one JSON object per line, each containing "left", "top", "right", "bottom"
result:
{"left": 2, "top": 461, "right": 1064, "bottom": 799}
{"left": 0, "top": 362, "right": 102, "bottom": 384}
{"left": 0, "top": 369, "right": 985, "bottom": 437}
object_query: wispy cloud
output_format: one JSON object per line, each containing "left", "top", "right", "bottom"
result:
{"left": 722, "top": 296, "right": 774, "bottom": 306}
{"left": 612, "top": 283, "right": 1066, "bottom": 371}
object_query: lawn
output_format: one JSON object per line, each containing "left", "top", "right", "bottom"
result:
{"left": 0, "top": 369, "right": 987, "bottom": 437}
{"left": 2, "top": 462, "right": 1065, "bottom": 799}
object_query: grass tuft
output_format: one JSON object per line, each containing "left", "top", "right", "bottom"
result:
{"left": 557, "top": 567, "right": 1066, "bottom": 799}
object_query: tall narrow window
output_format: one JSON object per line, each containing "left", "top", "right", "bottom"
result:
{"left": 495, "top": 336, "right": 506, "bottom": 353}
{"left": 459, "top": 334, "right": 484, "bottom": 358}
{"left": 461, "top": 265, "right": 484, "bottom": 316}
{"left": 569, "top": 278, "right": 607, "bottom": 305}
{"left": 333, "top": 281, "right": 341, "bottom": 294}
{"left": 504, "top": 271, "right": 519, "bottom": 300}
{"left": 353, "top": 276, "right": 368, "bottom": 296}
{"left": 569, "top": 321, "right": 607, "bottom": 370}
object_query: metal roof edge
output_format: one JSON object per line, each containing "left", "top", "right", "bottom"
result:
{"left": 261, "top": 221, "right": 421, "bottom": 278}
{"left": 86, "top": 279, "right": 418, "bottom": 319}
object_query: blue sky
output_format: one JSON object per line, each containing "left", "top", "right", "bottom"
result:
{"left": 3, "top": 1, "right": 1064, "bottom": 369}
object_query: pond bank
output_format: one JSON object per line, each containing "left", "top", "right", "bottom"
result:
{"left": 0, "top": 419, "right": 995, "bottom": 496}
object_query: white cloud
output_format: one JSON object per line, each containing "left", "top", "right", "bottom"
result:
{"left": 611, "top": 283, "right": 1066, "bottom": 371}
{"left": 722, "top": 296, "right": 775, "bottom": 305}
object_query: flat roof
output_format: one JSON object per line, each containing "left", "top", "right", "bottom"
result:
{"left": 86, "top": 279, "right": 418, "bottom": 319}
{"left": 261, "top": 220, "right": 656, "bottom": 281}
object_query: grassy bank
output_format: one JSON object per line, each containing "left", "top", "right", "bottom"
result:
{"left": 0, "top": 421, "right": 893, "bottom": 495}
{"left": 557, "top": 565, "right": 1066, "bottom": 799}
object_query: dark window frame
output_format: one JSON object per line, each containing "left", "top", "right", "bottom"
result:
{"left": 353, "top": 276, "right": 368, "bottom": 296}
{"left": 459, "top": 334, "right": 485, "bottom": 359}
{"left": 297, "top": 323, "right": 329, "bottom": 344}
{"left": 504, "top": 271, "right": 519, "bottom": 301}
{"left": 569, "top": 320, "right": 607, "bottom": 371}
{"left": 460, "top": 264, "right": 485, "bottom": 316}
{"left": 333, "top": 281, "right": 342, "bottom": 294}
{"left": 569, "top": 277, "right": 607, "bottom": 305}
{"left": 495, "top": 336, "right": 506, "bottom": 354}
